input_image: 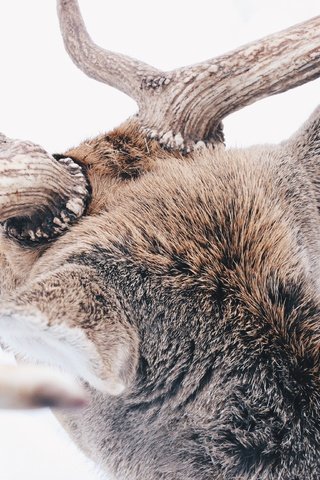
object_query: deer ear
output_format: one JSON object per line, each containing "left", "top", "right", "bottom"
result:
{"left": 0, "top": 305, "right": 127, "bottom": 396}
{"left": 284, "top": 105, "right": 320, "bottom": 162}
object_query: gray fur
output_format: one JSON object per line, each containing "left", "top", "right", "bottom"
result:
{"left": 1, "top": 109, "right": 320, "bottom": 478}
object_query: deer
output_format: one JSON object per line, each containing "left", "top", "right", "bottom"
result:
{"left": 0, "top": 0, "right": 320, "bottom": 478}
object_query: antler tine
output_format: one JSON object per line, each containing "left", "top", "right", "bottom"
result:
{"left": 161, "top": 15, "right": 320, "bottom": 150}
{"left": 57, "top": 0, "right": 160, "bottom": 102}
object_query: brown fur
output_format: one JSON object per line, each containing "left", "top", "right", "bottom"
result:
{"left": 1, "top": 110, "right": 320, "bottom": 478}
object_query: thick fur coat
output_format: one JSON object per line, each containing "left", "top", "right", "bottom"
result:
{"left": 1, "top": 107, "right": 320, "bottom": 479}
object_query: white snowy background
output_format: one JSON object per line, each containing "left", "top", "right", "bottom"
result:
{"left": 0, "top": 1, "right": 319, "bottom": 479}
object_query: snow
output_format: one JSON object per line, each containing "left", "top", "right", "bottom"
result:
{"left": 0, "top": 350, "right": 104, "bottom": 480}
{"left": 0, "top": 0, "right": 319, "bottom": 479}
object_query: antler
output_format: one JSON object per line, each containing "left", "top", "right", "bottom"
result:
{"left": 0, "top": 134, "right": 89, "bottom": 243}
{"left": 58, "top": 0, "right": 320, "bottom": 152}
{"left": 57, "top": 0, "right": 160, "bottom": 99}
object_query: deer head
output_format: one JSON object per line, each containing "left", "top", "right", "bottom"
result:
{"left": 0, "top": 0, "right": 320, "bottom": 478}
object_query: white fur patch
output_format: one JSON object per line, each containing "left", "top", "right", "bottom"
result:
{"left": 0, "top": 307, "right": 125, "bottom": 395}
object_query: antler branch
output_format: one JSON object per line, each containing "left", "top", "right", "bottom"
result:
{"left": 57, "top": 0, "right": 320, "bottom": 152}
{"left": 57, "top": 0, "right": 160, "bottom": 100}
{"left": 159, "top": 15, "right": 320, "bottom": 150}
